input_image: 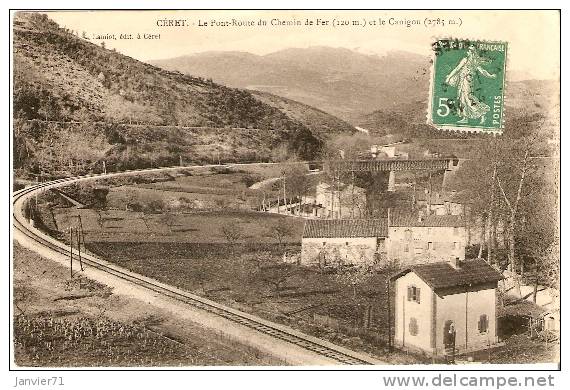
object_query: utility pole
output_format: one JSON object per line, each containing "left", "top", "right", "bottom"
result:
{"left": 337, "top": 171, "right": 342, "bottom": 219}
{"left": 262, "top": 191, "right": 266, "bottom": 211}
{"left": 76, "top": 215, "right": 85, "bottom": 271}
{"left": 179, "top": 155, "right": 183, "bottom": 167}
{"left": 386, "top": 279, "right": 392, "bottom": 352}
{"left": 103, "top": 160, "right": 107, "bottom": 175}
{"left": 77, "top": 227, "right": 83, "bottom": 272}
{"left": 427, "top": 171, "right": 432, "bottom": 216}
{"left": 282, "top": 175, "right": 287, "bottom": 215}
{"left": 351, "top": 168, "right": 355, "bottom": 219}
{"left": 69, "top": 228, "right": 73, "bottom": 279}
{"left": 35, "top": 175, "right": 39, "bottom": 207}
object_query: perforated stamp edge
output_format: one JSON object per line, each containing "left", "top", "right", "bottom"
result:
{"left": 426, "top": 38, "right": 508, "bottom": 136}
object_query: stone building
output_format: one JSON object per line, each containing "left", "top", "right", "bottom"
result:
{"left": 301, "top": 219, "right": 387, "bottom": 266}
{"left": 390, "top": 257, "right": 503, "bottom": 356}
{"left": 300, "top": 213, "right": 466, "bottom": 267}
{"left": 387, "top": 212, "right": 466, "bottom": 266}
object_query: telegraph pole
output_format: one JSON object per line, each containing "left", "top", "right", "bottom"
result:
{"left": 69, "top": 228, "right": 73, "bottom": 279}
{"left": 76, "top": 215, "right": 85, "bottom": 271}
{"left": 386, "top": 279, "right": 392, "bottom": 352}
{"left": 35, "top": 175, "right": 39, "bottom": 207}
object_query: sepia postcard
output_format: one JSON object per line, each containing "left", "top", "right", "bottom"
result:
{"left": 10, "top": 9, "right": 560, "bottom": 372}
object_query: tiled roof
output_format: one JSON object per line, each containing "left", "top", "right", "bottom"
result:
{"left": 389, "top": 211, "right": 465, "bottom": 227}
{"left": 414, "top": 191, "right": 466, "bottom": 205}
{"left": 303, "top": 219, "right": 388, "bottom": 238}
{"left": 391, "top": 258, "right": 503, "bottom": 290}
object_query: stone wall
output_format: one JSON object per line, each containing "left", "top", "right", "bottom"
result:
{"left": 301, "top": 236, "right": 378, "bottom": 266}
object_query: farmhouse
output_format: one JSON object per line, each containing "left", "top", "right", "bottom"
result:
{"left": 301, "top": 212, "right": 466, "bottom": 267}
{"left": 301, "top": 219, "right": 387, "bottom": 266}
{"left": 390, "top": 257, "right": 503, "bottom": 356}
{"left": 387, "top": 212, "right": 466, "bottom": 266}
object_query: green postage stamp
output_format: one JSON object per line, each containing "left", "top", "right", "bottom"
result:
{"left": 428, "top": 39, "right": 508, "bottom": 134}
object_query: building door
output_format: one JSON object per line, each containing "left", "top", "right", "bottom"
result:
{"left": 443, "top": 320, "right": 456, "bottom": 363}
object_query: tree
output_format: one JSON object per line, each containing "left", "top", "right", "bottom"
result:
{"left": 334, "top": 266, "right": 373, "bottom": 300}
{"left": 242, "top": 251, "right": 272, "bottom": 275}
{"left": 269, "top": 219, "right": 294, "bottom": 249}
{"left": 280, "top": 164, "right": 309, "bottom": 215}
{"left": 321, "top": 144, "right": 344, "bottom": 219}
{"left": 495, "top": 139, "right": 534, "bottom": 272}
{"left": 447, "top": 139, "right": 502, "bottom": 262}
{"left": 531, "top": 241, "right": 560, "bottom": 303}
{"left": 449, "top": 134, "right": 544, "bottom": 274}
{"left": 256, "top": 263, "right": 298, "bottom": 297}
{"left": 516, "top": 162, "right": 559, "bottom": 301}
{"left": 220, "top": 222, "right": 242, "bottom": 246}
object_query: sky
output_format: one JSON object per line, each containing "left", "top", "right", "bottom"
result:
{"left": 46, "top": 10, "right": 560, "bottom": 81}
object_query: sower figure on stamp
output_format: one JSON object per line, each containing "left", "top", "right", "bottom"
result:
{"left": 445, "top": 45, "right": 496, "bottom": 125}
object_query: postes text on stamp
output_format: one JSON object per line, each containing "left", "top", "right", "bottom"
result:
{"left": 428, "top": 39, "right": 507, "bottom": 134}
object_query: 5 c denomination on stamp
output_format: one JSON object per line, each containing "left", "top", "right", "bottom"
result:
{"left": 428, "top": 39, "right": 507, "bottom": 134}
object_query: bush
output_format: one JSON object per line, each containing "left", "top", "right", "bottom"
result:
{"left": 144, "top": 199, "right": 166, "bottom": 213}
{"left": 240, "top": 174, "right": 261, "bottom": 188}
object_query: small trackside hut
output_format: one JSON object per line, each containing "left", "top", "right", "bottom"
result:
{"left": 390, "top": 258, "right": 503, "bottom": 356}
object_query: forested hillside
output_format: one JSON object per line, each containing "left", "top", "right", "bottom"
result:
{"left": 13, "top": 13, "right": 354, "bottom": 178}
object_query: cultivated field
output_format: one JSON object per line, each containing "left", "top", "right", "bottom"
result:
{"left": 13, "top": 244, "right": 282, "bottom": 366}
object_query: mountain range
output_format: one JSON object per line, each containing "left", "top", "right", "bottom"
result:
{"left": 151, "top": 47, "right": 559, "bottom": 138}
{"left": 150, "top": 47, "right": 430, "bottom": 124}
{"left": 12, "top": 12, "right": 559, "bottom": 178}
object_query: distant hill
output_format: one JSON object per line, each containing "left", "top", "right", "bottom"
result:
{"left": 151, "top": 47, "right": 559, "bottom": 141}
{"left": 357, "top": 79, "right": 560, "bottom": 140}
{"left": 150, "top": 47, "right": 430, "bottom": 123}
{"left": 13, "top": 13, "right": 355, "bottom": 177}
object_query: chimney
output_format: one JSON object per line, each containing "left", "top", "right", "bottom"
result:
{"left": 449, "top": 256, "right": 461, "bottom": 269}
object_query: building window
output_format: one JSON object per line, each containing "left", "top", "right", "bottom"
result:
{"left": 404, "top": 243, "right": 409, "bottom": 253}
{"left": 346, "top": 242, "right": 349, "bottom": 246}
{"left": 478, "top": 314, "right": 489, "bottom": 333}
{"left": 453, "top": 227, "right": 459, "bottom": 236}
{"left": 409, "top": 317, "right": 418, "bottom": 336}
{"left": 428, "top": 242, "right": 433, "bottom": 251}
{"left": 407, "top": 285, "right": 421, "bottom": 303}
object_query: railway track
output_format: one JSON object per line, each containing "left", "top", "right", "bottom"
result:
{"left": 12, "top": 168, "right": 380, "bottom": 366}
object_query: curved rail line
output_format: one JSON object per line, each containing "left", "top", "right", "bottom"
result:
{"left": 13, "top": 167, "right": 381, "bottom": 366}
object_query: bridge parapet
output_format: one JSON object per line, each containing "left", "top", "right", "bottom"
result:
{"left": 328, "top": 158, "right": 453, "bottom": 172}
